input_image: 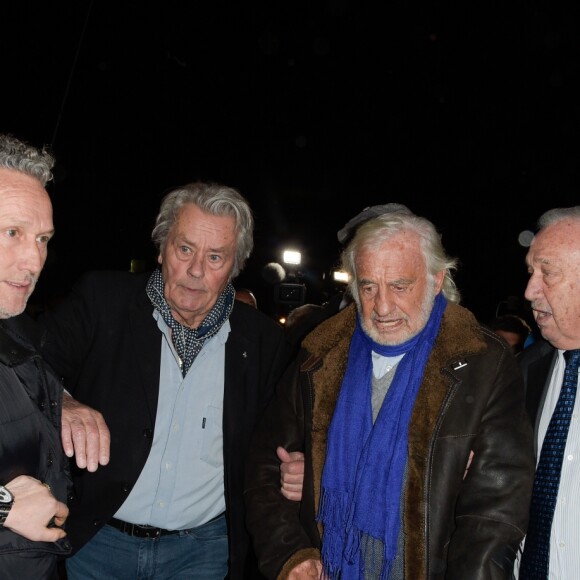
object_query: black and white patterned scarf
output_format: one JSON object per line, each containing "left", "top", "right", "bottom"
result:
{"left": 146, "top": 267, "right": 235, "bottom": 376}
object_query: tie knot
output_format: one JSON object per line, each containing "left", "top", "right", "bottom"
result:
{"left": 564, "top": 349, "right": 580, "bottom": 369}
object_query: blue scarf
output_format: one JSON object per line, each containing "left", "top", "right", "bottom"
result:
{"left": 318, "top": 293, "right": 447, "bottom": 579}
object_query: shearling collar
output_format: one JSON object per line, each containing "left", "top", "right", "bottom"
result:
{"left": 302, "top": 300, "right": 486, "bottom": 367}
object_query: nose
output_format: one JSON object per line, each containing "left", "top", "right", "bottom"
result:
{"left": 373, "top": 286, "right": 395, "bottom": 316}
{"left": 186, "top": 253, "right": 204, "bottom": 278}
{"left": 524, "top": 272, "right": 540, "bottom": 303}
{"left": 21, "top": 240, "right": 46, "bottom": 275}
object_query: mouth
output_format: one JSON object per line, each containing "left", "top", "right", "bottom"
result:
{"left": 6, "top": 280, "right": 33, "bottom": 291}
{"left": 374, "top": 318, "right": 404, "bottom": 331}
{"left": 532, "top": 307, "right": 552, "bottom": 326}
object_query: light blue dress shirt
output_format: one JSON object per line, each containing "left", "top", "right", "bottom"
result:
{"left": 115, "top": 311, "right": 229, "bottom": 529}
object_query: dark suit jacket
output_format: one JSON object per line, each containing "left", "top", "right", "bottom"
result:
{"left": 519, "top": 338, "right": 557, "bottom": 456}
{"left": 38, "top": 270, "right": 289, "bottom": 579}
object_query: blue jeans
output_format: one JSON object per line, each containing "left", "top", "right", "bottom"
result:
{"left": 65, "top": 514, "right": 228, "bottom": 580}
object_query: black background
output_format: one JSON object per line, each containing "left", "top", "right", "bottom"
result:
{"left": 3, "top": 2, "right": 580, "bottom": 320}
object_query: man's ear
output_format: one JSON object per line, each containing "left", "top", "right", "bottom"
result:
{"left": 434, "top": 270, "right": 445, "bottom": 294}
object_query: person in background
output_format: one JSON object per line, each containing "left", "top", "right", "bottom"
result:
{"left": 245, "top": 206, "right": 534, "bottom": 579}
{"left": 514, "top": 206, "right": 580, "bottom": 579}
{"left": 235, "top": 287, "right": 258, "bottom": 309}
{"left": 488, "top": 314, "right": 532, "bottom": 355}
{"left": 38, "top": 181, "right": 289, "bottom": 579}
{"left": 0, "top": 133, "right": 71, "bottom": 578}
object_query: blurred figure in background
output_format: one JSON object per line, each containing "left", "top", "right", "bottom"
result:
{"left": 235, "top": 287, "right": 258, "bottom": 309}
{"left": 489, "top": 314, "right": 532, "bottom": 355}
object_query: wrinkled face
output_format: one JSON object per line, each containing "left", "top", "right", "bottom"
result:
{"left": 355, "top": 229, "right": 444, "bottom": 345}
{"left": 0, "top": 168, "right": 54, "bottom": 319}
{"left": 159, "top": 204, "right": 237, "bottom": 328}
{"left": 524, "top": 219, "right": 580, "bottom": 350}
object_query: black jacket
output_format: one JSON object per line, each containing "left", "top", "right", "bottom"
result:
{"left": 38, "top": 270, "right": 289, "bottom": 579}
{"left": 0, "top": 315, "right": 71, "bottom": 579}
{"left": 518, "top": 338, "right": 557, "bottom": 456}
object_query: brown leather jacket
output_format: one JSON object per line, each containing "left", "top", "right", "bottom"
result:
{"left": 245, "top": 302, "right": 535, "bottom": 579}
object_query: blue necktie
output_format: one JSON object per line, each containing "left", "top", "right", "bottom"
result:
{"left": 519, "top": 349, "right": 580, "bottom": 579}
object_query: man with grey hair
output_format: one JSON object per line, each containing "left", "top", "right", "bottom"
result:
{"left": 515, "top": 206, "right": 580, "bottom": 579}
{"left": 245, "top": 206, "right": 535, "bottom": 579}
{"left": 38, "top": 181, "right": 289, "bottom": 578}
{"left": 0, "top": 133, "right": 71, "bottom": 577}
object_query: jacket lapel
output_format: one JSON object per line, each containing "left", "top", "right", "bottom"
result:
{"left": 524, "top": 348, "right": 556, "bottom": 455}
{"left": 129, "top": 289, "right": 162, "bottom": 422}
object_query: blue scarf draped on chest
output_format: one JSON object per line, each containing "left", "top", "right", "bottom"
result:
{"left": 318, "top": 293, "right": 447, "bottom": 579}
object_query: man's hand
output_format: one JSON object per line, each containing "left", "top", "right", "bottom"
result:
{"left": 62, "top": 392, "right": 110, "bottom": 472}
{"left": 278, "top": 446, "right": 305, "bottom": 501}
{"left": 4, "top": 475, "right": 69, "bottom": 542}
{"left": 288, "top": 558, "right": 324, "bottom": 579}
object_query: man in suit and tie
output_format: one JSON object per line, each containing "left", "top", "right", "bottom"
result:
{"left": 512, "top": 206, "right": 580, "bottom": 579}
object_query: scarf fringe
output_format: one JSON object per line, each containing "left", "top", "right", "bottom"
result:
{"left": 322, "top": 525, "right": 394, "bottom": 580}
{"left": 318, "top": 488, "right": 355, "bottom": 576}
{"left": 317, "top": 488, "right": 351, "bottom": 528}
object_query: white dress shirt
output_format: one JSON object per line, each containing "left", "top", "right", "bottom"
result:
{"left": 514, "top": 350, "right": 580, "bottom": 579}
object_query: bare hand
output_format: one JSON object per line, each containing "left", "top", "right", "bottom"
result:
{"left": 4, "top": 475, "right": 69, "bottom": 542}
{"left": 61, "top": 392, "right": 110, "bottom": 471}
{"left": 277, "top": 446, "right": 305, "bottom": 501}
{"left": 288, "top": 558, "right": 324, "bottom": 579}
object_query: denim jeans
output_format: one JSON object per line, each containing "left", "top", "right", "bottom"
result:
{"left": 65, "top": 514, "right": 228, "bottom": 580}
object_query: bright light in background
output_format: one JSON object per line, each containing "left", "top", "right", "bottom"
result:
{"left": 283, "top": 250, "right": 302, "bottom": 265}
{"left": 518, "top": 230, "right": 534, "bottom": 248}
{"left": 333, "top": 270, "right": 349, "bottom": 283}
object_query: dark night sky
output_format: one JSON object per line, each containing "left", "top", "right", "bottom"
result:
{"left": 3, "top": 2, "right": 580, "bottom": 319}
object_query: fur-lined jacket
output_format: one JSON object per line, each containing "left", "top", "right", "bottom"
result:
{"left": 244, "top": 301, "right": 535, "bottom": 580}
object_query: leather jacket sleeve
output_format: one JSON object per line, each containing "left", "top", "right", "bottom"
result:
{"left": 244, "top": 351, "right": 320, "bottom": 579}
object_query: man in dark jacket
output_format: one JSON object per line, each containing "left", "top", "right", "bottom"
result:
{"left": 0, "top": 133, "right": 71, "bottom": 578}
{"left": 39, "top": 181, "right": 289, "bottom": 579}
{"left": 514, "top": 206, "right": 580, "bottom": 579}
{"left": 245, "top": 207, "right": 535, "bottom": 579}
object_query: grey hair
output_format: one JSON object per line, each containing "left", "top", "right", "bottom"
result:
{"left": 151, "top": 181, "right": 254, "bottom": 280}
{"left": 0, "top": 133, "right": 55, "bottom": 187}
{"left": 537, "top": 206, "right": 580, "bottom": 229}
{"left": 341, "top": 211, "right": 461, "bottom": 305}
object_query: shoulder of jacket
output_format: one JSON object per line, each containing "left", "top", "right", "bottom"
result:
{"left": 301, "top": 302, "right": 356, "bottom": 358}
{"left": 230, "top": 304, "right": 284, "bottom": 336}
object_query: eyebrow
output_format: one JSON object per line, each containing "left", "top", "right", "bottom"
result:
{"left": 175, "top": 235, "right": 232, "bottom": 254}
